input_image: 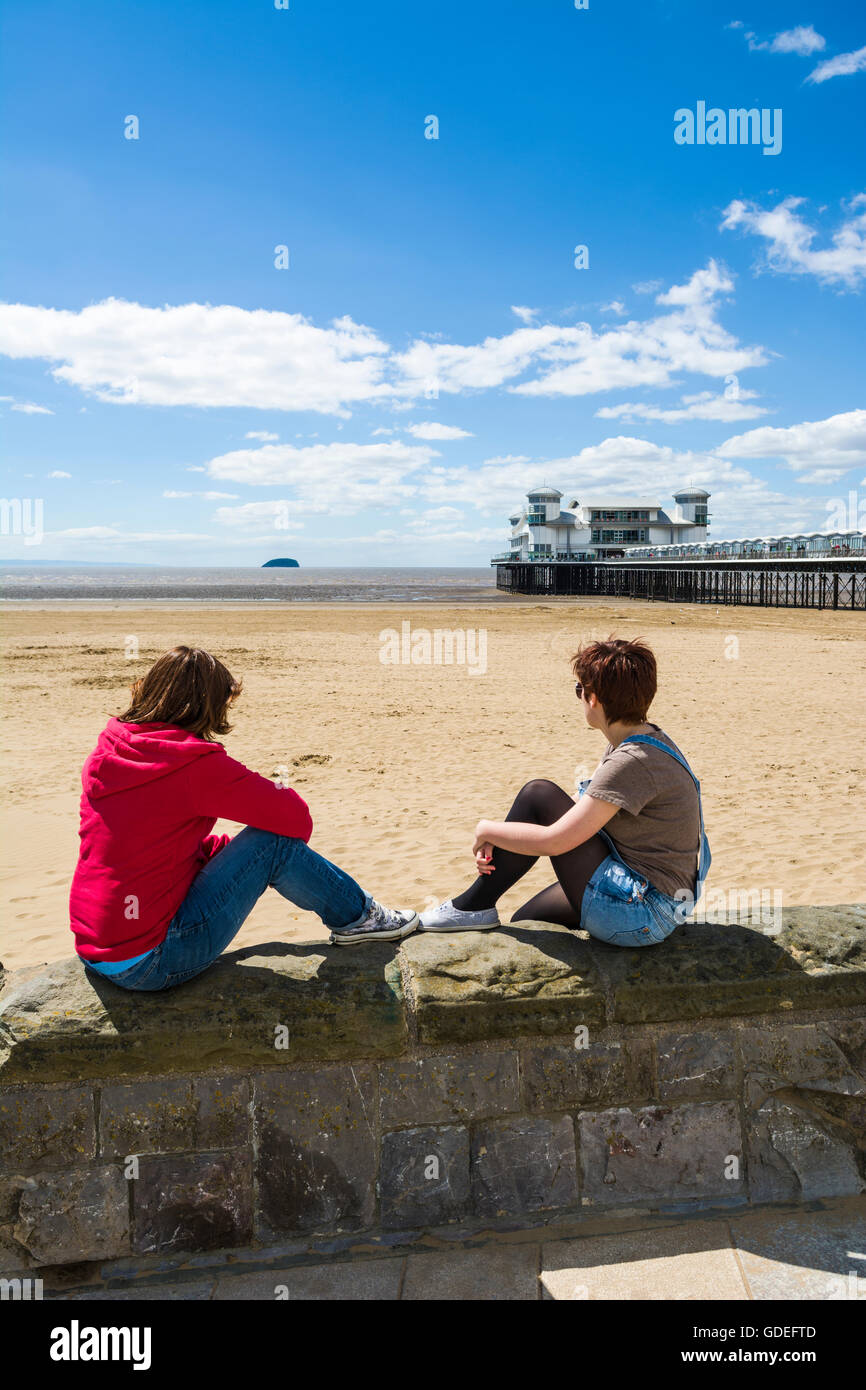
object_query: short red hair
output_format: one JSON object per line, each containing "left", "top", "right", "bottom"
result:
{"left": 571, "top": 636, "right": 657, "bottom": 725}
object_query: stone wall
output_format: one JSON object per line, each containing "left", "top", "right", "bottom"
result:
{"left": 1, "top": 907, "right": 865, "bottom": 1271}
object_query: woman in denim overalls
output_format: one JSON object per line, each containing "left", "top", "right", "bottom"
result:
{"left": 420, "top": 636, "right": 710, "bottom": 947}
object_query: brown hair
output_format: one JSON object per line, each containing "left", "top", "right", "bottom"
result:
{"left": 571, "top": 636, "right": 657, "bottom": 725}
{"left": 119, "top": 646, "right": 242, "bottom": 740}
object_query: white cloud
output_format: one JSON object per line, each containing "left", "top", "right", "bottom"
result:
{"left": 511, "top": 305, "right": 539, "bottom": 324}
{"left": 0, "top": 264, "right": 766, "bottom": 414}
{"left": 245, "top": 430, "right": 279, "bottom": 442}
{"left": 392, "top": 263, "right": 764, "bottom": 403}
{"left": 407, "top": 506, "right": 464, "bottom": 526}
{"left": 741, "top": 25, "right": 826, "bottom": 56}
{"left": 0, "top": 299, "right": 392, "bottom": 416}
{"left": 510, "top": 262, "right": 766, "bottom": 398}
{"left": 54, "top": 527, "right": 213, "bottom": 541}
{"left": 328, "top": 525, "right": 505, "bottom": 547}
{"left": 0, "top": 395, "right": 54, "bottom": 414}
{"left": 595, "top": 389, "right": 768, "bottom": 424}
{"left": 48, "top": 469, "right": 71, "bottom": 478}
{"left": 632, "top": 279, "right": 662, "bottom": 295}
{"left": 163, "top": 489, "right": 239, "bottom": 499}
{"left": 770, "top": 25, "right": 825, "bottom": 55}
{"left": 721, "top": 194, "right": 866, "bottom": 289}
{"left": 718, "top": 409, "right": 866, "bottom": 484}
{"left": 600, "top": 300, "right": 626, "bottom": 316}
{"left": 205, "top": 440, "right": 438, "bottom": 512}
{"left": 406, "top": 422, "right": 474, "bottom": 440}
{"left": 807, "top": 44, "right": 866, "bottom": 83}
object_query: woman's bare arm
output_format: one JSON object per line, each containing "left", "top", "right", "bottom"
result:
{"left": 473, "top": 793, "right": 618, "bottom": 860}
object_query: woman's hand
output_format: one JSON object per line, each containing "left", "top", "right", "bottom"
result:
{"left": 474, "top": 842, "right": 494, "bottom": 875}
{"left": 473, "top": 821, "right": 495, "bottom": 875}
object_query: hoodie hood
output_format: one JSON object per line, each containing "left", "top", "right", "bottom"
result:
{"left": 83, "top": 717, "right": 222, "bottom": 799}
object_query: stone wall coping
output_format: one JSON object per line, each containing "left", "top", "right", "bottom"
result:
{"left": 1, "top": 905, "right": 864, "bottom": 1083}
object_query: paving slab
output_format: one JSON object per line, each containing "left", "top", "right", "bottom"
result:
{"left": 213, "top": 1258, "right": 404, "bottom": 1300}
{"left": 540, "top": 1219, "right": 750, "bottom": 1301}
{"left": 402, "top": 1244, "right": 540, "bottom": 1300}
{"left": 48, "top": 1281, "right": 215, "bottom": 1301}
{"left": 729, "top": 1201, "right": 866, "bottom": 1300}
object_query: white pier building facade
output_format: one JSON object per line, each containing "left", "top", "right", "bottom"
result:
{"left": 493, "top": 486, "right": 710, "bottom": 563}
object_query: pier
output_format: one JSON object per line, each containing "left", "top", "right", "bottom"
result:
{"left": 492, "top": 557, "right": 866, "bottom": 610}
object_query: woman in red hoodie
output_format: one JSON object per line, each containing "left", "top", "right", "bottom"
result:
{"left": 69, "top": 646, "right": 418, "bottom": 990}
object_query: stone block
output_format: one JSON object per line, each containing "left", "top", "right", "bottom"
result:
{"left": 378, "top": 1053, "right": 519, "bottom": 1127}
{"left": 99, "top": 1078, "right": 195, "bottom": 1157}
{"left": 98, "top": 1075, "right": 250, "bottom": 1158}
{"left": 133, "top": 1150, "right": 253, "bottom": 1255}
{"left": 595, "top": 907, "right": 866, "bottom": 1024}
{"left": 471, "top": 1115, "right": 578, "bottom": 1217}
{"left": 523, "top": 1040, "right": 655, "bottom": 1112}
{"left": 12, "top": 1166, "right": 129, "bottom": 1264}
{"left": 253, "top": 1066, "right": 377, "bottom": 1236}
{"left": 0, "top": 1084, "right": 95, "bottom": 1173}
{"left": 739, "top": 1023, "right": 866, "bottom": 1106}
{"left": 193, "top": 1075, "right": 250, "bottom": 1150}
{"left": 579, "top": 1102, "right": 743, "bottom": 1206}
{"left": 745, "top": 1097, "right": 865, "bottom": 1203}
{"left": 0, "top": 945, "right": 406, "bottom": 1082}
{"left": 378, "top": 1125, "right": 470, "bottom": 1228}
{"left": 402, "top": 925, "right": 605, "bottom": 1045}
{"left": 657, "top": 1031, "right": 736, "bottom": 1101}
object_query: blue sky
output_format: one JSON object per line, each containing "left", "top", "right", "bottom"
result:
{"left": 1, "top": 0, "right": 865, "bottom": 564}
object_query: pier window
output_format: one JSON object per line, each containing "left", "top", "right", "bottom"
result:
{"left": 592, "top": 528, "right": 647, "bottom": 544}
{"left": 590, "top": 509, "right": 650, "bottom": 523}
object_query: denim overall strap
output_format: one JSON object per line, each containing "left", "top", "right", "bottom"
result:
{"left": 619, "top": 734, "right": 710, "bottom": 894}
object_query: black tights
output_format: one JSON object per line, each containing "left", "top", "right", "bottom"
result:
{"left": 452, "top": 779, "right": 611, "bottom": 927}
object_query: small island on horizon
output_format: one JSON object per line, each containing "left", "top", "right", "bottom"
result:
{"left": 262, "top": 558, "right": 300, "bottom": 568}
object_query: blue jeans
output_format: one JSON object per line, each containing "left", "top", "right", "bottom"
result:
{"left": 580, "top": 830, "right": 686, "bottom": 948}
{"left": 84, "top": 828, "right": 371, "bottom": 991}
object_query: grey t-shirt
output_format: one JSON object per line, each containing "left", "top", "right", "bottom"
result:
{"left": 586, "top": 724, "right": 700, "bottom": 897}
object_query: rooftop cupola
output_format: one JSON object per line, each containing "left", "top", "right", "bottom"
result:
{"left": 526, "top": 487, "right": 562, "bottom": 526}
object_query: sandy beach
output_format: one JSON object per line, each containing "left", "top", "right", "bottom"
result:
{"left": 1, "top": 598, "right": 864, "bottom": 973}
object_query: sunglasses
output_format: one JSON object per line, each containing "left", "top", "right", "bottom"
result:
{"left": 575, "top": 682, "right": 585, "bottom": 700}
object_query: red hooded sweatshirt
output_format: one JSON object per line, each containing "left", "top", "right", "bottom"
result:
{"left": 69, "top": 718, "right": 313, "bottom": 961}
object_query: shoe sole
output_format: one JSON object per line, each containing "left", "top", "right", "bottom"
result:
{"left": 418, "top": 920, "right": 500, "bottom": 932}
{"left": 329, "top": 912, "right": 420, "bottom": 947}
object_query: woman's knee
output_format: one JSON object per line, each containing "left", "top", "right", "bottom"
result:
{"left": 514, "top": 778, "right": 569, "bottom": 818}
{"left": 509, "top": 904, "right": 534, "bottom": 923}
{"left": 237, "top": 826, "right": 304, "bottom": 860}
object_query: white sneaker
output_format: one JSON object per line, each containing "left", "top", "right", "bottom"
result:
{"left": 330, "top": 900, "right": 419, "bottom": 947}
{"left": 418, "top": 899, "right": 501, "bottom": 932}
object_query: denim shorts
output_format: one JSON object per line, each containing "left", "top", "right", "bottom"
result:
{"left": 580, "top": 832, "right": 684, "bottom": 948}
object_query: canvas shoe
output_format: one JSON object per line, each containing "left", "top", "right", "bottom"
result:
{"left": 329, "top": 899, "right": 419, "bottom": 946}
{"left": 418, "top": 899, "right": 500, "bottom": 932}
